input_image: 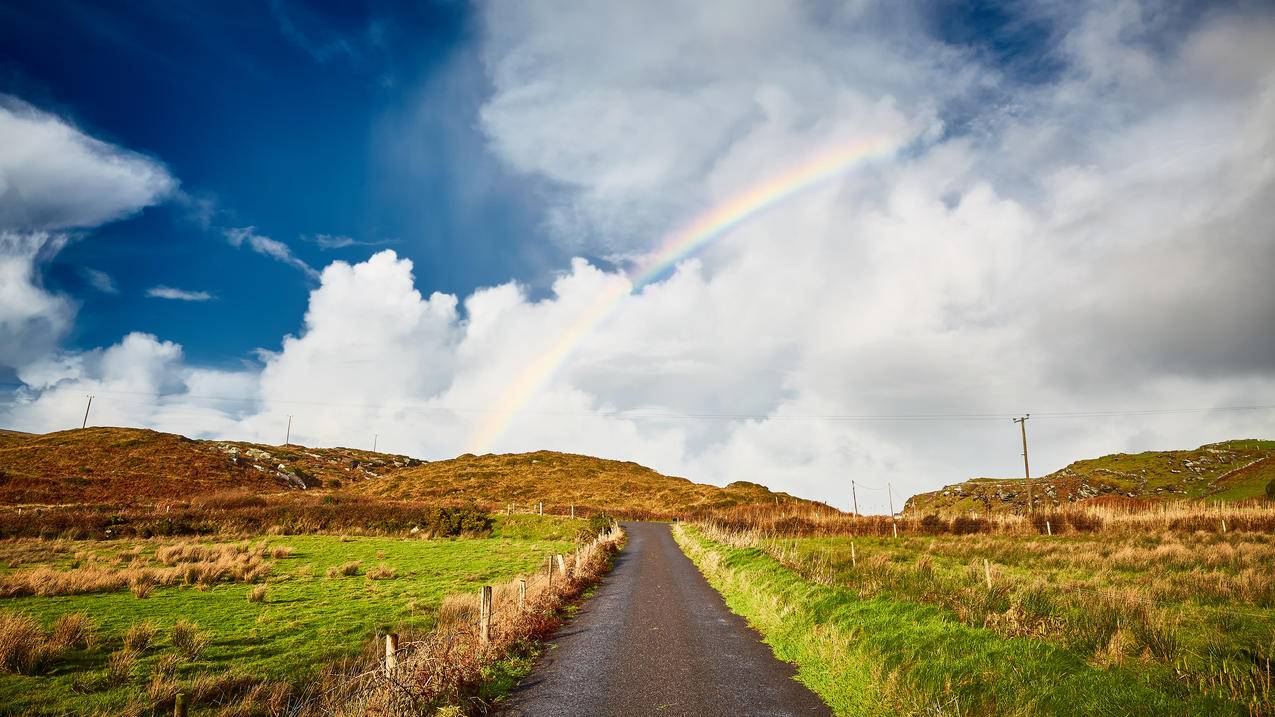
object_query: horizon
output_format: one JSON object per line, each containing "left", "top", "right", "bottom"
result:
{"left": 2, "top": 1, "right": 1273, "bottom": 511}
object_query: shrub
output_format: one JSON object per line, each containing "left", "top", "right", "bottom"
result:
{"left": 0, "top": 611, "right": 54, "bottom": 674}
{"left": 106, "top": 649, "right": 138, "bottom": 686}
{"left": 951, "top": 516, "right": 988, "bottom": 535}
{"left": 123, "top": 620, "right": 157, "bottom": 652}
{"left": 247, "top": 585, "right": 267, "bottom": 603}
{"left": 130, "top": 578, "right": 153, "bottom": 599}
{"left": 51, "top": 612, "right": 94, "bottom": 650}
{"left": 171, "top": 620, "right": 209, "bottom": 660}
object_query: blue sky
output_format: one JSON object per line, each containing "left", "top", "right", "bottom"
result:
{"left": 1, "top": 0, "right": 564, "bottom": 365}
{"left": 1, "top": 1, "right": 1271, "bottom": 509}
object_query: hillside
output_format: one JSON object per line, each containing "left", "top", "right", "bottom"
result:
{"left": 0, "top": 427, "right": 812, "bottom": 515}
{"left": 905, "top": 439, "right": 1275, "bottom": 514}
{"left": 350, "top": 450, "right": 812, "bottom": 516}
{"left": 0, "top": 427, "right": 422, "bottom": 505}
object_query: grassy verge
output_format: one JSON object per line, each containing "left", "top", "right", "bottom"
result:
{"left": 673, "top": 524, "right": 1234, "bottom": 716}
{"left": 0, "top": 514, "right": 582, "bottom": 715}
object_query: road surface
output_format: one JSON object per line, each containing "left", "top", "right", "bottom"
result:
{"left": 499, "top": 522, "right": 832, "bottom": 717}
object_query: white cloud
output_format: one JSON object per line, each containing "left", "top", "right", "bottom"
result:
{"left": 5, "top": 1, "right": 1275, "bottom": 511}
{"left": 0, "top": 96, "right": 176, "bottom": 231}
{"left": 0, "top": 98, "right": 174, "bottom": 371}
{"left": 225, "top": 226, "right": 320, "bottom": 280}
{"left": 307, "top": 233, "right": 397, "bottom": 250}
{"left": 146, "top": 286, "right": 215, "bottom": 302}
{"left": 82, "top": 268, "right": 118, "bottom": 294}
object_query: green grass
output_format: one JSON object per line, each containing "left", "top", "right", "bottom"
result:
{"left": 674, "top": 524, "right": 1236, "bottom": 716}
{"left": 0, "top": 515, "right": 582, "bottom": 715}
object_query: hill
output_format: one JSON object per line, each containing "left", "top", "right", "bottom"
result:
{"left": 0, "top": 427, "right": 423, "bottom": 506}
{"left": 0, "top": 427, "right": 814, "bottom": 516}
{"left": 905, "top": 439, "right": 1275, "bottom": 514}
{"left": 350, "top": 450, "right": 812, "bottom": 516}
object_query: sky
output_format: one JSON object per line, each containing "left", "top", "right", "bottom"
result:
{"left": 1, "top": 0, "right": 1272, "bottom": 512}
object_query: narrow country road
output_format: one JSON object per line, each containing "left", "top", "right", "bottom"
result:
{"left": 499, "top": 522, "right": 832, "bottom": 717}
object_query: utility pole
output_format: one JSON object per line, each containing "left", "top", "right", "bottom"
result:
{"left": 851, "top": 479, "right": 859, "bottom": 516}
{"left": 887, "top": 482, "right": 895, "bottom": 517}
{"left": 284, "top": 415, "right": 293, "bottom": 446}
{"left": 373, "top": 433, "right": 378, "bottom": 452}
{"left": 1013, "top": 415, "right": 1033, "bottom": 514}
{"left": 81, "top": 395, "right": 94, "bottom": 429}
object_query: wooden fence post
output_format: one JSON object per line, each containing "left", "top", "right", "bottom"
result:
{"left": 892, "top": 522, "right": 898, "bottom": 539}
{"left": 1046, "top": 520, "right": 1052, "bottom": 536}
{"left": 480, "top": 586, "right": 493, "bottom": 645}
{"left": 571, "top": 504, "right": 575, "bottom": 519}
{"left": 983, "top": 559, "right": 993, "bottom": 589}
{"left": 555, "top": 554, "right": 566, "bottom": 577}
{"left": 1222, "top": 520, "right": 1228, "bottom": 533}
{"left": 850, "top": 542, "right": 857, "bottom": 568}
{"left": 518, "top": 578, "right": 527, "bottom": 611}
{"left": 174, "top": 693, "right": 187, "bottom": 717}
{"left": 538, "top": 501, "right": 543, "bottom": 516}
{"left": 546, "top": 555, "right": 553, "bottom": 588}
{"left": 384, "top": 633, "right": 399, "bottom": 676}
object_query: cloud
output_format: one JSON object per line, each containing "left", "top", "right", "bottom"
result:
{"left": 307, "top": 233, "right": 398, "bottom": 251}
{"left": 81, "top": 267, "right": 118, "bottom": 294}
{"left": 0, "top": 95, "right": 176, "bottom": 231}
{"left": 0, "top": 96, "right": 175, "bottom": 371}
{"left": 4, "top": 2, "right": 1275, "bottom": 510}
{"left": 146, "top": 286, "right": 215, "bottom": 302}
{"left": 224, "top": 226, "right": 320, "bottom": 280}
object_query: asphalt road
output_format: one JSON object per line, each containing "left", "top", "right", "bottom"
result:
{"left": 499, "top": 522, "right": 832, "bottom": 717}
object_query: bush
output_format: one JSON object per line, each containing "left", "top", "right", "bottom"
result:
{"left": 123, "top": 620, "right": 157, "bottom": 652}
{"left": 0, "top": 611, "right": 54, "bottom": 674}
{"left": 171, "top": 620, "right": 209, "bottom": 660}
{"left": 51, "top": 613, "right": 94, "bottom": 650}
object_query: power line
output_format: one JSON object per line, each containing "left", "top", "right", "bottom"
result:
{"left": 1, "top": 382, "right": 1270, "bottom": 423}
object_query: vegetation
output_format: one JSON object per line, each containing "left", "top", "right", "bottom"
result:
{"left": 352, "top": 449, "right": 817, "bottom": 517}
{"left": 681, "top": 504, "right": 1275, "bottom": 715}
{"left": 0, "top": 515, "right": 586, "bottom": 715}
{"left": 907, "top": 439, "right": 1275, "bottom": 514}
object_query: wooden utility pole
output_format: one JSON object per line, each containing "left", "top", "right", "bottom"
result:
{"left": 1013, "top": 415, "right": 1033, "bottom": 514}
{"left": 373, "top": 433, "right": 378, "bottom": 452}
{"left": 851, "top": 480, "right": 859, "bottom": 516}
{"left": 887, "top": 482, "right": 895, "bottom": 517}
{"left": 81, "top": 395, "right": 94, "bottom": 429}
{"left": 284, "top": 415, "right": 293, "bottom": 446}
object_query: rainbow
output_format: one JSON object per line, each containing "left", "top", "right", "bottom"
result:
{"left": 465, "top": 135, "right": 899, "bottom": 453}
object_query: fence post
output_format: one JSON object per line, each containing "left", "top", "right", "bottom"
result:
{"left": 538, "top": 501, "right": 543, "bottom": 516}
{"left": 174, "top": 693, "right": 187, "bottom": 717}
{"left": 556, "top": 554, "right": 566, "bottom": 577}
{"left": 480, "top": 586, "right": 493, "bottom": 645}
{"left": 983, "top": 559, "right": 993, "bottom": 589}
{"left": 892, "top": 522, "right": 898, "bottom": 539}
{"left": 384, "top": 633, "right": 399, "bottom": 677}
{"left": 1222, "top": 519, "right": 1227, "bottom": 533}
{"left": 518, "top": 578, "right": 527, "bottom": 611}
{"left": 546, "top": 555, "right": 553, "bottom": 589}
{"left": 851, "top": 541, "right": 857, "bottom": 568}
{"left": 571, "top": 504, "right": 575, "bottom": 519}
{"left": 1046, "top": 520, "right": 1052, "bottom": 536}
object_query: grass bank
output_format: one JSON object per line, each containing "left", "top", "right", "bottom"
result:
{"left": 0, "top": 514, "right": 582, "bottom": 715}
{"left": 673, "top": 524, "right": 1234, "bottom": 716}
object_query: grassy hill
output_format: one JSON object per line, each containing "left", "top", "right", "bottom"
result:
{"left": 0, "top": 427, "right": 428, "bottom": 506}
{"left": 905, "top": 439, "right": 1275, "bottom": 514}
{"left": 0, "top": 427, "right": 811, "bottom": 516}
{"left": 350, "top": 450, "right": 810, "bottom": 516}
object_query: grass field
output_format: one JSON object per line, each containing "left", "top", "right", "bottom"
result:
{"left": 0, "top": 514, "right": 582, "bottom": 716}
{"left": 677, "top": 520, "right": 1275, "bottom": 715}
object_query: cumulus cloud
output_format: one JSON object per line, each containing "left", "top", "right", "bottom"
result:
{"left": 146, "top": 286, "right": 215, "bottom": 302}
{"left": 5, "top": 1, "right": 1274, "bottom": 509}
{"left": 0, "top": 97, "right": 175, "bottom": 371}
{"left": 225, "top": 226, "right": 320, "bottom": 280}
